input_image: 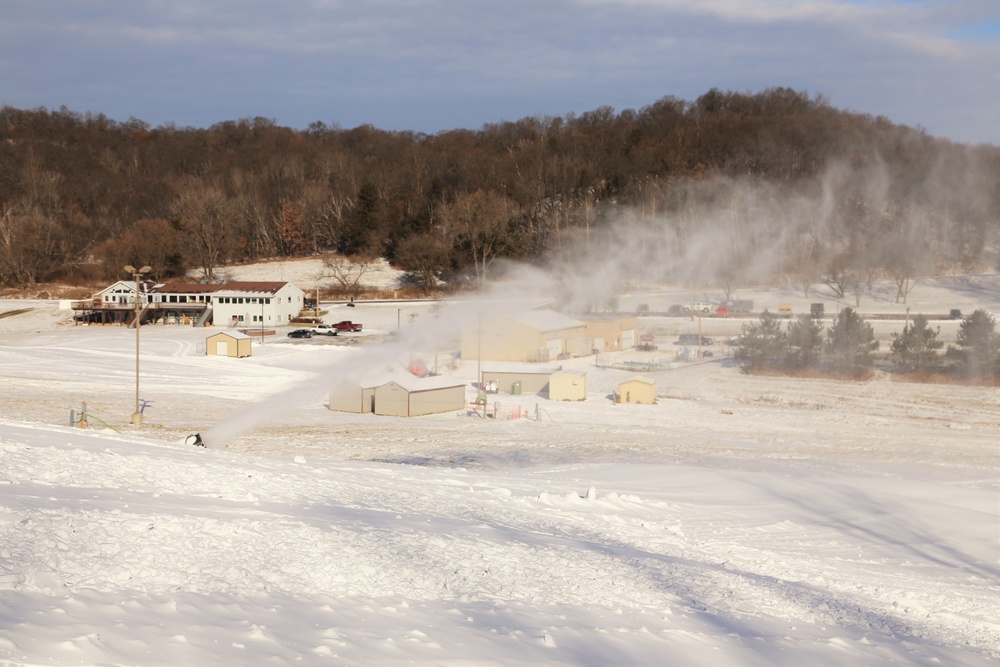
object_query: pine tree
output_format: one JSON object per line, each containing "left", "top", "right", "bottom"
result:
{"left": 736, "top": 310, "right": 787, "bottom": 371}
{"left": 825, "top": 307, "right": 878, "bottom": 370}
{"left": 786, "top": 314, "right": 824, "bottom": 368}
{"left": 890, "top": 314, "right": 943, "bottom": 373}
{"left": 946, "top": 309, "right": 999, "bottom": 379}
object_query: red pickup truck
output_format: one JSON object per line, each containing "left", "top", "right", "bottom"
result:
{"left": 331, "top": 320, "right": 363, "bottom": 332}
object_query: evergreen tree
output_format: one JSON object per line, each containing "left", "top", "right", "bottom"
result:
{"left": 825, "top": 307, "right": 878, "bottom": 370}
{"left": 946, "top": 309, "right": 999, "bottom": 379}
{"left": 735, "top": 310, "right": 786, "bottom": 371}
{"left": 890, "top": 314, "right": 943, "bottom": 373}
{"left": 786, "top": 314, "right": 824, "bottom": 368}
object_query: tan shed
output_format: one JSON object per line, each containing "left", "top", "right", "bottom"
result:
{"left": 617, "top": 375, "right": 656, "bottom": 404}
{"left": 482, "top": 362, "right": 561, "bottom": 395}
{"left": 329, "top": 379, "right": 377, "bottom": 414}
{"left": 549, "top": 370, "right": 587, "bottom": 401}
{"left": 206, "top": 331, "right": 252, "bottom": 358}
{"left": 374, "top": 375, "right": 468, "bottom": 417}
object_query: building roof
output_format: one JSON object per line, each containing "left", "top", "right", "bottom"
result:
{"left": 483, "top": 362, "right": 562, "bottom": 374}
{"left": 152, "top": 281, "right": 295, "bottom": 296}
{"left": 208, "top": 330, "right": 251, "bottom": 340}
{"left": 381, "top": 373, "right": 467, "bottom": 393}
{"left": 506, "top": 309, "right": 585, "bottom": 332}
{"left": 620, "top": 375, "right": 656, "bottom": 385}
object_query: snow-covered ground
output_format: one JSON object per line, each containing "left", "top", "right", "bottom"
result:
{"left": 0, "top": 266, "right": 998, "bottom": 666}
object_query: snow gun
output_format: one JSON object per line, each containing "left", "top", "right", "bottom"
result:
{"left": 185, "top": 433, "right": 207, "bottom": 448}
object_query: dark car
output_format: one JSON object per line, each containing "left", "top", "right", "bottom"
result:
{"left": 667, "top": 304, "right": 684, "bottom": 317}
{"left": 287, "top": 329, "right": 313, "bottom": 339}
{"left": 675, "top": 334, "right": 714, "bottom": 346}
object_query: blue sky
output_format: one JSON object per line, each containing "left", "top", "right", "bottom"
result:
{"left": 2, "top": 0, "right": 998, "bottom": 145}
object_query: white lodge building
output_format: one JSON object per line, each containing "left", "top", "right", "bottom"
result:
{"left": 73, "top": 281, "right": 305, "bottom": 327}
{"left": 150, "top": 281, "right": 305, "bottom": 327}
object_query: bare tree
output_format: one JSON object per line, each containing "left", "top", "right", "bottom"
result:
{"left": 172, "top": 179, "right": 237, "bottom": 283}
{"left": 440, "top": 189, "right": 520, "bottom": 289}
{"left": 320, "top": 254, "right": 376, "bottom": 299}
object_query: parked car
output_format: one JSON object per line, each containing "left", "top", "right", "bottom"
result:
{"left": 312, "top": 324, "right": 339, "bottom": 336}
{"left": 287, "top": 329, "right": 313, "bottom": 339}
{"left": 715, "top": 305, "right": 730, "bottom": 318}
{"left": 684, "top": 302, "right": 714, "bottom": 314}
{"left": 675, "top": 334, "right": 715, "bottom": 346}
{"left": 331, "top": 320, "right": 363, "bottom": 332}
{"left": 667, "top": 304, "right": 685, "bottom": 317}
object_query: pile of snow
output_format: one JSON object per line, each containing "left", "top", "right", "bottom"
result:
{"left": 0, "top": 268, "right": 997, "bottom": 665}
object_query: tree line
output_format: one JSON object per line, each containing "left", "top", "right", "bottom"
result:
{"left": 0, "top": 87, "right": 997, "bottom": 292}
{"left": 736, "top": 308, "right": 1000, "bottom": 382}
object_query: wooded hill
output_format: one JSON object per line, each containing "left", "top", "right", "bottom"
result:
{"left": 1, "top": 87, "right": 997, "bottom": 295}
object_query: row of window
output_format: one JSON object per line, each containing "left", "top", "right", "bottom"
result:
{"left": 104, "top": 295, "right": 280, "bottom": 304}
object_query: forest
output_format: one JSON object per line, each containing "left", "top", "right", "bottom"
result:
{"left": 0, "top": 87, "right": 997, "bottom": 295}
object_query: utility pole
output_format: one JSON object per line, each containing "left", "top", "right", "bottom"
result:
{"left": 124, "top": 264, "right": 151, "bottom": 425}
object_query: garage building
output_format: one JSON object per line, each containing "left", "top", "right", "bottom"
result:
{"left": 374, "top": 375, "right": 468, "bottom": 417}
{"left": 206, "top": 331, "right": 252, "bottom": 358}
{"left": 329, "top": 378, "right": 378, "bottom": 414}
{"left": 461, "top": 310, "right": 586, "bottom": 362}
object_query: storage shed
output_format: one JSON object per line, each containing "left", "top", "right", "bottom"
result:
{"left": 374, "top": 375, "right": 468, "bottom": 417}
{"left": 329, "top": 378, "right": 378, "bottom": 414}
{"left": 482, "top": 362, "right": 561, "bottom": 395}
{"left": 549, "top": 370, "right": 587, "bottom": 401}
{"left": 461, "top": 310, "right": 586, "bottom": 362}
{"left": 206, "top": 331, "right": 252, "bottom": 358}
{"left": 617, "top": 375, "right": 656, "bottom": 404}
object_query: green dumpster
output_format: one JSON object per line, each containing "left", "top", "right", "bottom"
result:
{"left": 511, "top": 381, "right": 522, "bottom": 395}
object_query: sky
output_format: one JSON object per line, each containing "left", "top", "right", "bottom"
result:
{"left": 2, "top": 0, "right": 999, "bottom": 145}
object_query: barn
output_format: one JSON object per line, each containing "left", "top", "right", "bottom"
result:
{"left": 549, "top": 370, "right": 587, "bottom": 401}
{"left": 205, "top": 331, "right": 252, "bottom": 358}
{"left": 329, "top": 378, "right": 378, "bottom": 414}
{"left": 617, "top": 375, "right": 656, "bottom": 404}
{"left": 374, "top": 375, "right": 468, "bottom": 417}
{"left": 481, "top": 362, "right": 562, "bottom": 395}
{"left": 461, "top": 310, "right": 586, "bottom": 362}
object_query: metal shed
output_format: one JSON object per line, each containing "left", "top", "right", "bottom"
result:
{"left": 206, "top": 331, "right": 252, "bottom": 358}
{"left": 329, "top": 379, "right": 377, "bottom": 414}
{"left": 617, "top": 375, "right": 656, "bottom": 404}
{"left": 461, "top": 310, "right": 586, "bottom": 362}
{"left": 374, "top": 375, "right": 468, "bottom": 417}
{"left": 549, "top": 370, "right": 587, "bottom": 401}
{"left": 482, "top": 362, "right": 562, "bottom": 395}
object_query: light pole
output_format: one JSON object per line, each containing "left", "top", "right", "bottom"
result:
{"left": 124, "top": 264, "right": 151, "bottom": 425}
